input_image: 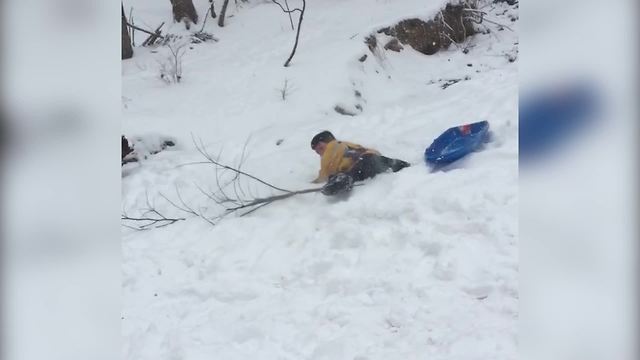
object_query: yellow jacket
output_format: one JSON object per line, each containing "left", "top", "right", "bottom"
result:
{"left": 313, "top": 140, "right": 379, "bottom": 183}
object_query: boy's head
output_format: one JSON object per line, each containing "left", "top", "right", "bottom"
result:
{"left": 310, "top": 131, "right": 335, "bottom": 156}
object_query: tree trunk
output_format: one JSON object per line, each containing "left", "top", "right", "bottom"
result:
{"left": 122, "top": 4, "right": 133, "bottom": 59}
{"left": 218, "top": 0, "right": 230, "bottom": 27}
{"left": 170, "top": 0, "right": 198, "bottom": 29}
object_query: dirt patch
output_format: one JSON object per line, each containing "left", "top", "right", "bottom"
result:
{"left": 374, "top": 3, "right": 476, "bottom": 55}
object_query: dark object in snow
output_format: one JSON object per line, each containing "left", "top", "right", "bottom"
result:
{"left": 427, "top": 76, "right": 471, "bottom": 89}
{"left": 334, "top": 105, "right": 357, "bottom": 116}
{"left": 321, "top": 173, "right": 354, "bottom": 196}
{"left": 276, "top": 139, "right": 284, "bottom": 145}
{"left": 122, "top": 136, "right": 177, "bottom": 166}
{"left": 122, "top": 5, "right": 133, "bottom": 59}
{"left": 364, "top": 35, "right": 377, "bottom": 52}
{"left": 170, "top": 0, "right": 198, "bottom": 30}
{"left": 161, "top": 140, "right": 176, "bottom": 149}
{"left": 424, "top": 120, "right": 490, "bottom": 166}
{"left": 192, "top": 31, "right": 219, "bottom": 43}
{"left": 359, "top": 54, "right": 368, "bottom": 62}
{"left": 122, "top": 136, "right": 134, "bottom": 164}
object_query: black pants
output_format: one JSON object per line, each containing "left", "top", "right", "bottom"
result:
{"left": 348, "top": 154, "right": 410, "bottom": 181}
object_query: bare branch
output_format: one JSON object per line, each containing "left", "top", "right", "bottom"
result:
{"left": 272, "top": 0, "right": 306, "bottom": 67}
{"left": 121, "top": 190, "right": 186, "bottom": 230}
{"left": 200, "top": 7, "right": 212, "bottom": 32}
{"left": 126, "top": 21, "right": 165, "bottom": 40}
{"left": 160, "top": 185, "right": 217, "bottom": 226}
{"left": 190, "top": 134, "right": 292, "bottom": 193}
{"left": 121, "top": 215, "right": 185, "bottom": 230}
{"left": 271, "top": 0, "right": 301, "bottom": 14}
{"left": 480, "top": 16, "right": 514, "bottom": 31}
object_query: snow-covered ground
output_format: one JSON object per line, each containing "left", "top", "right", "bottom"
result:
{"left": 122, "top": 0, "right": 518, "bottom": 359}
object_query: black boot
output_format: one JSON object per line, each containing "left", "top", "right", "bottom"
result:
{"left": 380, "top": 156, "right": 410, "bottom": 173}
{"left": 390, "top": 159, "right": 410, "bottom": 172}
{"left": 321, "top": 173, "right": 354, "bottom": 196}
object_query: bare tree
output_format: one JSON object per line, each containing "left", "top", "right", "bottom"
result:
{"left": 122, "top": 4, "right": 133, "bottom": 59}
{"left": 218, "top": 0, "right": 231, "bottom": 27}
{"left": 271, "top": 0, "right": 306, "bottom": 67}
{"left": 170, "top": 0, "right": 199, "bottom": 29}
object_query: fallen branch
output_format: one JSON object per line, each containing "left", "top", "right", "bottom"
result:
{"left": 225, "top": 187, "right": 321, "bottom": 211}
{"left": 126, "top": 21, "right": 164, "bottom": 39}
{"left": 142, "top": 22, "right": 166, "bottom": 46}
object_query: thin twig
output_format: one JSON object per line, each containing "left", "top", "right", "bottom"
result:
{"left": 239, "top": 201, "right": 272, "bottom": 217}
{"left": 129, "top": 7, "right": 135, "bottom": 46}
{"left": 480, "top": 16, "right": 514, "bottom": 31}
{"left": 200, "top": 7, "right": 212, "bottom": 32}
{"left": 284, "top": 0, "right": 295, "bottom": 30}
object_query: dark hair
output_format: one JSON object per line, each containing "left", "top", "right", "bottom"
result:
{"left": 310, "top": 131, "right": 335, "bottom": 149}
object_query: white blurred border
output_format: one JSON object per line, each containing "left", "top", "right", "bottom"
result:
{"left": 520, "top": 0, "right": 638, "bottom": 359}
{"left": 2, "top": 1, "right": 120, "bottom": 360}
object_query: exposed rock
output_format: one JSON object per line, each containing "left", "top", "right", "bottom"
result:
{"left": 334, "top": 105, "right": 357, "bottom": 116}
{"left": 364, "top": 35, "right": 377, "bottom": 52}
{"left": 384, "top": 38, "right": 404, "bottom": 52}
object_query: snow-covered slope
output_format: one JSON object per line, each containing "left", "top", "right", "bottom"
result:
{"left": 122, "top": 0, "right": 518, "bottom": 359}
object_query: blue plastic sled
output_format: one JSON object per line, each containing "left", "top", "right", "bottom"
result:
{"left": 424, "top": 120, "right": 490, "bottom": 166}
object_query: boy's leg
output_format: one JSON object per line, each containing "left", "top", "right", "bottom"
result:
{"left": 349, "top": 154, "right": 382, "bottom": 181}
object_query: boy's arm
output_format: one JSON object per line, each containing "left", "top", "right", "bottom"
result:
{"left": 311, "top": 142, "right": 343, "bottom": 183}
{"left": 312, "top": 160, "right": 330, "bottom": 183}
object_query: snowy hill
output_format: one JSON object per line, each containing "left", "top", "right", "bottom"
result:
{"left": 122, "top": 0, "right": 518, "bottom": 359}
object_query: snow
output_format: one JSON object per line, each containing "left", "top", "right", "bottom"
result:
{"left": 122, "top": 0, "right": 518, "bottom": 359}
